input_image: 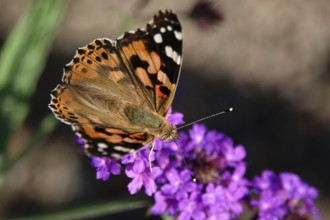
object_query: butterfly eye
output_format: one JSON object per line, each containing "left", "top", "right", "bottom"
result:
{"left": 161, "top": 134, "right": 170, "bottom": 141}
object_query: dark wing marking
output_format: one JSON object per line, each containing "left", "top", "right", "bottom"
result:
{"left": 73, "top": 125, "right": 152, "bottom": 158}
{"left": 116, "top": 10, "right": 183, "bottom": 116}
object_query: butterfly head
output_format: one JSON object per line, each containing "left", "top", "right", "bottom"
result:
{"left": 161, "top": 123, "right": 179, "bottom": 142}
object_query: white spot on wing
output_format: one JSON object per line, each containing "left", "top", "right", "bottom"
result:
{"left": 114, "top": 145, "right": 133, "bottom": 153}
{"left": 97, "top": 143, "right": 108, "bottom": 149}
{"left": 165, "top": 46, "right": 173, "bottom": 58}
{"left": 165, "top": 46, "right": 181, "bottom": 65}
{"left": 160, "top": 27, "right": 166, "bottom": 33}
{"left": 167, "top": 26, "right": 173, "bottom": 31}
{"left": 97, "top": 146, "right": 108, "bottom": 155}
{"left": 153, "top": 33, "right": 163, "bottom": 43}
{"left": 174, "top": 30, "right": 182, "bottom": 40}
{"left": 111, "top": 153, "right": 121, "bottom": 159}
{"left": 173, "top": 51, "right": 181, "bottom": 65}
{"left": 117, "top": 34, "right": 124, "bottom": 40}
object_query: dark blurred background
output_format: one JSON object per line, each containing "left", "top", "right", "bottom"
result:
{"left": 0, "top": 0, "right": 330, "bottom": 219}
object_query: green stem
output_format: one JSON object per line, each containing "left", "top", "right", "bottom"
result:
{"left": 0, "top": 115, "right": 57, "bottom": 186}
{"left": 21, "top": 199, "right": 147, "bottom": 220}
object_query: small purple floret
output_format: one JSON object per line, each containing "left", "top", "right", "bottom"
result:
{"left": 90, "top": 157, "right": 121, "bottom": 181}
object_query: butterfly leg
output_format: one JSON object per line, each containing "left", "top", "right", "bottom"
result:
{"left": 148, "top": 141, "right": 155, "bottom": 172}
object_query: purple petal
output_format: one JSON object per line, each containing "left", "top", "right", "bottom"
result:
{"left": 151, "top": 166, "right": 163, "bottom": 179}
{"left": 133, "top": 157, "right": 145, "bottom": 173}
{"left": 253, "top": 170, "right": 278, "bottom": 191}
{"left": 143, "top": 175, "right": 157, "bottom": 196}
{"left": 231, "top": 162, "right": 247, "bottom": 182}
{"left": 223, "top": 143, "right": 246, "bottom": 164}
{"left": 165, "top": 168, "right": 181, "bottom": 186}
{"left": 202, "top": 184, "right": 217, "bottom": 205}
{"left": 307, "top": 186, "right": 319, "bottom": 198}
{"left": 156, "top": 150, "right": 171, "bottom": 169}
{"left": 167, "top": 111, "right": 184, "bottom": 126}
{"left": 121, "top": 153, "right": 135, "bottom": 164}
{"left": 151, "top": 192, "right": 167, "bottom": 214}
{"left": 125, "top": 166, "right": 136, "bottom": 178}
{"left": 96, "top": 165, "right": 110, "bottom": 181}
{"left": 75, "top": 135, "right": 85, "bottom": 146}
{"left": 127, "top": 175, "right": 143, "bottom": 195}
{"left": 90, "top": 157, "right": 104, "bottom": 167}
{"left": 180, "top": 169, "right": 192, "bottom": 182}
{"left": 177, "top": 211, "right": 190, "bottom": 220}
{"left": 209, "top": 213, "right": 230, "bottom": 220}
{"left": 90, "top": 157, "right": 121, "bottom": 181}
{"left": 162, "top": 184, "right": 177, "bottom": 195}
{"left": 189, "top": 124, "right": 207, "bottom": 144}
{"left": 108, "top": 161, "right": 121, "bottom": 175}
{"left": 153, "top": 138, "right": 163, "bottom": 151}
{"left": 232, "top": 145, "right": 246, "bottom": 161}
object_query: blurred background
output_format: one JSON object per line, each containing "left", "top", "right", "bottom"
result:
{"left": 0, "top": 0, "right": 330, "bottom": 219}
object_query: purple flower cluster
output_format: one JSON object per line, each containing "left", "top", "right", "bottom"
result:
{"left": 78, "top": 109, "right": 320, "bottom": 220}
{"left": 249, "top": 170, "right": 320, "bottom": 220}
{"left": 150, "top": 122, "right": 248, "bottom": 220}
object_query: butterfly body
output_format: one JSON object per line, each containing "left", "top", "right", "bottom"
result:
{"left": 49, "top": 10, "right": 182, "bottom": 159}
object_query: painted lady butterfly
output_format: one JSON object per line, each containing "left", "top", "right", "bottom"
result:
{"left": 49, "top": 10, "right": 183, "bottom": 162}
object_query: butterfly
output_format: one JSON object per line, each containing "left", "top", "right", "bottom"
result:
{"left": 49, "top": 10, "right": 183, "bottom": 165}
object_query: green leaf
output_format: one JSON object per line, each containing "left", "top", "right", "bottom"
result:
{"left": 0, "top": 0, "right": 66, "bottom": 164}
{"left": 0, "top": 0, "right": 66, "bottom": 152}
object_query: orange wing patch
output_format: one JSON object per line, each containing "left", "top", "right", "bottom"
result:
{"left": 67, "top": 39, "right": 126, "bottom": 84}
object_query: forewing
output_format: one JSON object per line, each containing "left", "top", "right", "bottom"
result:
{"left": 116, "top": 10, "right": 183, "bottom": 116}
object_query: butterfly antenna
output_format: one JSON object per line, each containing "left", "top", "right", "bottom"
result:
{"left": 177, "top": 107, "right": 233, "bottom": 130}
{"left": 173, "top": 139, "right": 197, "bottom": 182}
{"left": 173, "top": 107, "right": 233, "bottom": 181}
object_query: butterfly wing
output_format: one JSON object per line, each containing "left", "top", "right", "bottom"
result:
{"left": 49, "top": 10, "right": 183, "bottom": 158}
{"left": 49, "top": 38, "right": 152, "bottom": 157}
{"left": 116, "top": 10, "right": 183, "bottom": 116}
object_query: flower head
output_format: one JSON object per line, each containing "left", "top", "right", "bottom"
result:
{"left": 250, "top": 170, "right": 320, "bottom": 220}
{"left": 149, "top": 123, "right": 249, "bottom": 219}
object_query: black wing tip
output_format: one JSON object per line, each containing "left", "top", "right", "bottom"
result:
{"left": 157, "top": 9, "right": 176, "bottom": 15}
{"left": 154, "top": 9, "right": 179, "bottom": 22}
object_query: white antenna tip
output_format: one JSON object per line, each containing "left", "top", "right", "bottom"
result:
{"left": 229, "top": 107, "right": 233, "bottom": 112}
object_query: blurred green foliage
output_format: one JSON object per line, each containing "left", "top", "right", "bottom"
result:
{"left": 0, "top": 0, "right": 66, "bottom": 182}
{"left": 22, "top": 198, "right": 148, "bottom": 220}
{"left": 0, "top": 1, "right": 150, "bottom": 219}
